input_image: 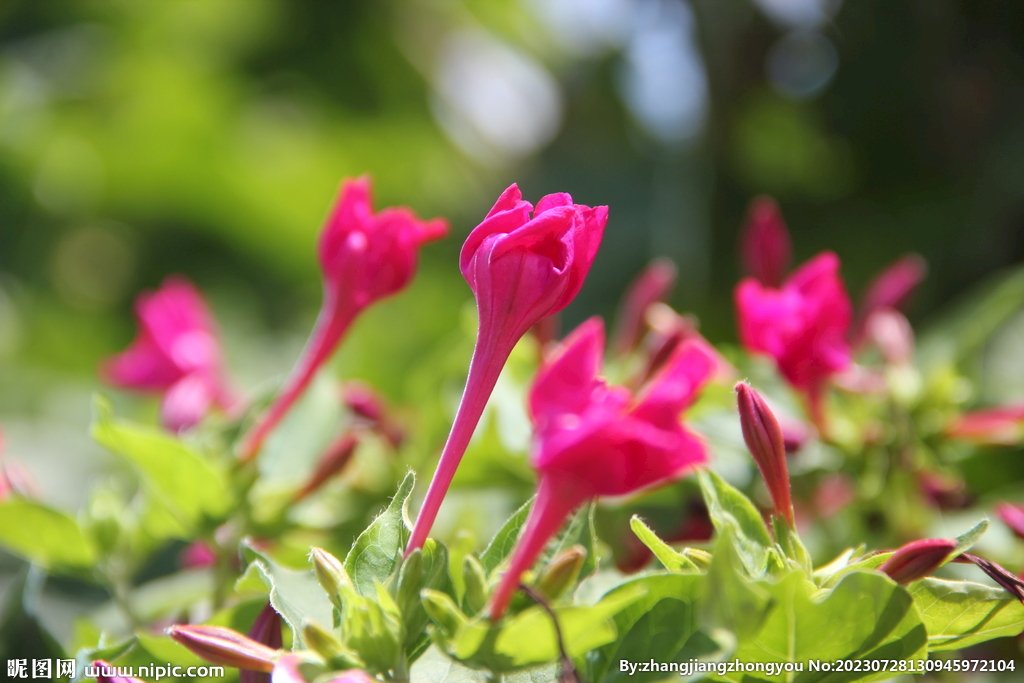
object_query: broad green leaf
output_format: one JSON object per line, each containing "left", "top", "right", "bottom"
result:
{"left": 591, "top": 573, "right": 714, "bottom": 683}
{"left": 91, "top": 397, "right": 231, "bottom": 530}
{"left": 243, "top": 540, "right": 334, "bottom": 646}
{"left": 910, "top": 578, "right": 1024, "bottom": 650}
{"left": 0, "top": 500, "right": 94, "bottom": 568}
{"left": 479, "top": 496, "right": 533, "bottom": 573}
{"left": 698, "top": 470, "right": 771, "bottom": 577}
{"left": 708, "top": 570, "right": 927, "bottom": 682}
{"left": 702, "top": 529, "right": 773, "bottom": 642}
{"left": 345, "top": 471, "right": 415, "bottom": 597}
{"left": 428, "top": 583, "right": 647, "bottom": 672}
{"left": 629, "top": 516, "right": 698, "bottom": 573}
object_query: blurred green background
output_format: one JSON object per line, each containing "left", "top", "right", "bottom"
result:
{"left": 1, "top": 0, "right": 1023, "bottom": 534}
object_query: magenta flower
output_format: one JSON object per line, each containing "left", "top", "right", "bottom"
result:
{"left": 407, "top": 185, "right": 607, "bottom": 555}
{"left": 997, "top": 502, "right": 1024, "bottom": 541}
{"left": 240, "top": 603, "right": 283, "bottom": 683}
{"left": 740, "top": 196, "right": 791, "bottom": 288}
{"left": 102, "top": 277, "right": 234, "bottom": 432}
{"left": 239, "top": 177, "right": 447, "bottom": 461}
{"left": 735, "top": 251, "right": 852, "bottom": 429}
{"left": 611, "top": 258, "right": 677, "bottom": 356}
{"left": 489, "top": 317, "right": 712, "bottom": 618}
{"left": 90, "top": 660, "right": 145, "bottom": 683}
{"left": 851, "top": 253, "right": 926, "bottom": 345}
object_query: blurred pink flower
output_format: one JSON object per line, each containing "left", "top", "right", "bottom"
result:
{"left": 735, "top": 251, "right": 852, "bottom": 428}
{"left": 407, "top": 185, "right": 607, "bottom": 555}
{"left": 948, "top": 403, "right": 1024, "bottom": 445}
{"left": 611, "top": 258, "right": 677, "bottom": 356}
{"left": 180, "top": 540, "right": 217, "bottom": 568}
{"left": 997, "top": 502, "right": 1024, "bottom": 541}
{"left": 740, "top": 196, "right": 791, "bottom": 288}
{"left": 490, "top": 317, "right": 712, "bottom": 618}
{"left": 239, "top": 177, "right": 447, "bottom": 461}
{"left": 102, "top": 277, "right": 234, "bottom": 431}
{"left": 240, "top": 603, "right": 283, "bottom": 683}
{"left": 852, "top": 253, "right": 926, "bottom": 345}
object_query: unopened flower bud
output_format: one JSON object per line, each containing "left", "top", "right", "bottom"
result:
{"left": 879, "top": 538, "right": 956, "bottom": 584}
{"left": 301, "top": 622, "right": 362, "bottom": 670}
{"left": 537, "top": 545, "right": 587, "bottom": 601}
{"left": 180, "top": 540, "right": 217, "bottom": 569}
{"left": 167, "top": 624, "right": 277, "bottom": 672}
{"left": 740, "top": 196, "right": 791, "bottom": 288}
{"left": 294, "top": 433, "right": 360, "bottom": 502}
{"left": 853, "top": 253, "right": 927, "bottom": 345}
{"left": 310, "top": 547, "right": 349, "bottom": 610}
{"left": 240, "top": 602, "right": 283, "bottom": 683}
{"left": 736, "top": 383, "right": 794, "bottom": 526}
{"left": 612, "top": 258, "right": 677, "bottom": 356}
{"left": 865, "top": 309, "right": 915, "bottom": 366}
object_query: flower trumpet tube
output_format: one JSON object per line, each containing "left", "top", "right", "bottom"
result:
{"left": 239, "top": 177, "right": 447, "bottom": 462}
{"left": 736, "top": 382, "right": 794, "bottom": 527}
{"left": 166, "top": 624, "right": 278, "bottom": 672}
{"left": 879, "top": 538, "right": 956, "bottom": 584}
{"left": 735, "top": 251, "right": 852, "bottom": 431}
{"left": 407, "top": 185, "right": 607, "bottom": 555}
{"left": 102, "top": 277, "right": 235, "bottom": 432}
{"left": 740, "top": 195, "right": 791, "bottom": 288}
{"left": 489, "top": 317, "right": 713, "bottom": 619}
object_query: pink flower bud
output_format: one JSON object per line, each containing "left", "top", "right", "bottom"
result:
{"left": 240, "top": 603, "right": 283, "bottom": 683}
{"left": 997, "top": 503, "right": 1024, "bottom": 541}
{"left": 407, "top": 186, "right": 607, "bottom": 556}
{"left": 91, "top": 660, "right": 145, "bottom": 683}
{"left": 636, "top": 303, "right": 733, "bottom": 387}
{"left": 489, "top": 318, "right": 712, "bottom": 618}
{"left": 611, "top": 258, "right": 677, "bottom": 356}
{"left": 740, "top": 196, "right": 791, "bottom": 288}
{"left": 180, "top": 540, "right": 217, "bottom": 569}
{"left": 735, "top": 252, "right": 852, "bottom": 430}
{"left": 293, "top": 432, "right": 360, "bottom": 502}
{"left": 947, "top": 403, "right": 1024, "bottom": 445}
{"left": 102, "top": 277, "right": 235, "bottom": 432}
{"left": 167, "top": 624, "right": 278, "bottom": 672}
{"left": 342, "top": 382, "right": 404, "bottom": 448}
{"left": 239, "top": 177, "right": 447, "bottom": 461}
{"left": 852, "top": 254, "right": 926, "bottom": 345}
{"left": 879, "top": 538, "right": 957, "bottom": 584}
{"left": 736, "top": 383, "right": 794, "bottom": 526}
{"left": 917, "top": 471, "right": 971, "bottom": 510}
{"left": 864, "top": 309, "right": 915, "bottom": 366}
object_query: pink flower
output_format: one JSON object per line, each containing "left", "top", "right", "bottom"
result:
{"left": 239, "top": 177, "right": 447, "bottom": 461}
{"left": 180, "top": 540, "right": 217, "bottom": 568}
{"left": 102, "top": 277, "right": 234, "bottom": 431}
{"left": 997, "top": 502, "right": 1024, "bottom": 541}
{"left": 489, "top": 317, "right": 712, "bottom": 618}
{"left": 735, "top": 251, "right": 852, "bottom": 427}
{"left": 407, "top": 185, "right": 607, "bottom": 555}
{"left": 611, "top": 258, "right": 677, "bottom": 356}
{"left": 740, "top": 196, "right": 791, "bottom": 288}
{"left": 948, "top": 403, "right": 1024, "bottom": 445}
{"left": 851, "top": 253, "right": 926, "bottom": 345}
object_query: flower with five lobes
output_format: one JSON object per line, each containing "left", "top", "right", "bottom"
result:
{"left": 734, "top": 251, "right": 852, "bottom": 427}
{"left": 102, "top": 277, "right": 235, "bottom": 432}
{"left": 406, "top": 185, "right": 608, "bottom": 555}
{"left": 489, "top": 317, "right": 714, "bottom": 618}
{"left": 238, "top": 177, "right": 448, "bottom": 461}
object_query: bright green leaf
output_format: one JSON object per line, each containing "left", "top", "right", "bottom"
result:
{"left": 698, "top": 470, "right": 771, "bottom": 577}
{"left": 0, "top": 500, "right": 94, "bottom": 568}
{"left": 911, "top": 578, "right": 1024, "bottom": 650}
{"left": 345, "top": 471, "right": 415, "bottom": 597}
{"left": 629, "top": 516, "right": 698, "bottom": 573}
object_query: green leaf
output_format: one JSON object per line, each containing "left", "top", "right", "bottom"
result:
{"left": 410, "top": 645, "right": 488, "bottom": 683}
{"left": 702, "top": 529, "right": 773, "bottom": 642}
{"left": 591, "top": 573, "right": 715, "bottom": 683}
{"left": 394, "top": 539, "right": 452, "bottom": 657}
{"left": 951, "top": 519, "right": 988, "bottom": 559}
{"left": 344, "top": 471, "right": 415, "bottom": 597}
{"left": 629, "top": 516, "right": 698, "bottom": 573}
{"left": 242, "top": 540, "right": 334, "bottom": 646}
{"left": 538, "top": 502, "right": 599, "bottom": 580}
{"left": 91, "top": 396, "right": 231, "bottom": 531}
{"left": 0, "top": 500, "right": 95, "bottom": 568}
{"left": 479, "top": 496, "right": 533, "bottom": 573}
{"left": 698, "top": 470, "right": 772, "bottom": 577}
{"left": 707, "top": 569, "right": 928, "bottom": 682}
{"left": 427, "top": 583, "right": 647, "bottom": 672}
{"left": 0, "top": 568, "right": 65, "bottom": 666}
{"left": 910, "top": 578, "right": 1024, "bottom": 650}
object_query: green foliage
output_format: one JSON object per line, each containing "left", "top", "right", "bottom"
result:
{"left": 910, "top": 579, "right": 1024, "bottom": 650}
{"left": 344, "top": 470, "right": 415, "bottom": 597}
{"left": 0, "top": 500, "right": 95, "bottom": 569}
